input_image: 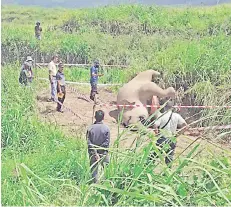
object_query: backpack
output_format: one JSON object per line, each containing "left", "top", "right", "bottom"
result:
{"left": 19, "top": 70, "right": 28, "bottom": 85}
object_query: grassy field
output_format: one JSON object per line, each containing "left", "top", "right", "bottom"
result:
{"left": 2, "top": 4, "right": 231, "bottom": 206}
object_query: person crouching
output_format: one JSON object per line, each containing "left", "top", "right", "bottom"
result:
{"left": 56, "top": 63, "right": 66, "bottom": 113}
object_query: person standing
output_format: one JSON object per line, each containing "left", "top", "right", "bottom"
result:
{"left": 48, "top": 55, "right": 59, "bottom": 101}
{"left": 86, "top": 110, "right": 110, "bottom": 183}
{"left": 35, "top": 21, "right": 42, "bottom": 40}
{"left": 90, "top": 60, "right": 103, "bottom": 101}
{"left": 24, "top": 56, "right": 34, "bottom": 83}
{"left": 152, "top": 100, "right": 187, "bottom": 166}
{"left": 56, "top": 62, "right": 66, "bottom": 113}
{"left": 19, "top": 62, "right": 32, "bottom": 86}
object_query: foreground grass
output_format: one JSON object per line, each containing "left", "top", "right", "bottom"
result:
{"left": 2, "top": 66, "right": 231, "bottom": 206}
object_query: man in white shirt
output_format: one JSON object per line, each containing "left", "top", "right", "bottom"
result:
{"left": 152, "top": 99, "right": 187, "bottom": 165}
{"left": 48, "top": 55, "right": 59, "bottom": 101}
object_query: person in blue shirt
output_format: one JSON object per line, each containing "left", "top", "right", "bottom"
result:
{"left": 90, "top": 60, "right": 103, "bottom": 101}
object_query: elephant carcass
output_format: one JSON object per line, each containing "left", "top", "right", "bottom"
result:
{"left": 116, "top": 70, "right": 175, "bottom": 127}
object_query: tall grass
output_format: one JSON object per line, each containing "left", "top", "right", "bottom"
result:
{"left": 2, "top": 66, "right": 231, "bottom": 206}
{"left": 2, "top": 4, "right": 231, "bottom": 206}
{"left": 2, "top": 4, "right": 231, "bottom": 64}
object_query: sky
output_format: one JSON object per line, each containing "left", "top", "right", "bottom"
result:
{"left": 2, "top": 0, "right": 231, "bottom": 8}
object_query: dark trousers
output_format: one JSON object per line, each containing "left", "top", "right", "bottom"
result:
{"left": 90, "top": 82, "right": 98, "bottom": 101}
{"left": 151, "top": 136, "right": 176, "bottom": 165}
{"left": 89, "top": 152, "right": 109, "bottom": 183}
{"left": 57, "top": 85, "right": 66, "bottom": 111}
{"left": 19, "top": 71, "right": 28, "bottom": 86}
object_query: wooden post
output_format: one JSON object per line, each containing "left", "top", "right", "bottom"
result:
{"left": 92, "top": 97, "right": 96, "bottom": 124}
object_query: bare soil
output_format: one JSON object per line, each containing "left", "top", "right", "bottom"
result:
{"left": 36, "top": 85, "right": 231, "bottom": 159}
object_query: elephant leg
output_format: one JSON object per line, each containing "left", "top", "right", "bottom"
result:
{"left": 139, "top": 82, "right": 176, "bottom": 100}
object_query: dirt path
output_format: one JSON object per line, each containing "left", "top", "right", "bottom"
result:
{"left": 36, "top": 85, "right": 231, "bottom": 158}
{"left": 36, "top": 86, "right": 138, "bottom": 148}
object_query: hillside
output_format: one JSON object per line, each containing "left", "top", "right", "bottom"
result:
{"left": 2, "top": 4, "right": 231, "bottom": 206}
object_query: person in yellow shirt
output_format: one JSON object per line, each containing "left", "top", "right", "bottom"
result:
{"left": 48, "top": 55, "right": 59, "bottom": 101}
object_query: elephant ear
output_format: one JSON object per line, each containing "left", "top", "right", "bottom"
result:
{"left": 151, "top": 71, "right": 161, "bottom": 82}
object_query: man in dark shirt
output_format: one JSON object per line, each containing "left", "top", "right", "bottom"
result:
{"left": 90, "top": 60, "right": 103, "bottom": 101}
{"left": 86, "top": 110, "right": 110, "bottom": 183}
{"left": 35, "top": 21, "right": 42, "bottom": 40}
{"left": 56, "top": 62, "right": 66, "bottom": 113}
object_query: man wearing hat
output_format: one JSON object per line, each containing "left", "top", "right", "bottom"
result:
{"left": 89, "top": 60, "right": 104, "bottom": 101}
{"left": 56, "top": 62, "right": 66, "bottom": 113}
{"left": 35, "top": 21, "right": 42, "bottom": 40}
{"left": 86, "top": 110, "right": 110, "bottom": 183}
{"left": 25, "top": 56, "right": 33, "bottom": 64}
{"left": 25, "top": 56, "right": 33, "bottom": 82}
{"left": 19, "top": 56, "right": 34, "bottom": 85}
{"left": 19, "top": 61, "right": 32, "bottom": 86}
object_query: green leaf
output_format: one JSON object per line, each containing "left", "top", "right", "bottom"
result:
{"left": 92, "top": 184, "right": 159, "bottom": 202}
{"left": 177, "top": 184, "right": 188, "bottom": 197}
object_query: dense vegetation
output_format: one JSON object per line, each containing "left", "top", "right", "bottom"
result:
{"left": 2, "top": 4, "right": 231, "bottom": 206}
{"left": 2, "top": 4, "right": 231, "bottom": 116}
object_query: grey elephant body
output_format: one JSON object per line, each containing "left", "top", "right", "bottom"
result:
{"left": 116, "top": 70, "right": 176, "bottom": 126}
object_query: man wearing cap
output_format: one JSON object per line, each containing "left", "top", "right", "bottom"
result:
{"left": 48, "top": 55, "right": 59, "bottom": 101}
{"left": 19, "top": 56, "right": 34, "bottom": 85}
{"left": 56, "top": 62, "right": 66, "bottom": 113}
{"left": 86, "top": 110, "right": 110, "bottom": 183}
{"left": 152, "top": 99, "right": 187, "bottom": 166}
{"left": 35, "top": 21, "right": 42, "bottom": 40}
{"left": 90, "top": 60, "right": 103, "bottom": 101}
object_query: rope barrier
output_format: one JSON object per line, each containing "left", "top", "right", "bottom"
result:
{"left": 37, "top": 77, "right": 231, "bottom": 110}
{"left": 36, "top": 77, "right": 231, "bottom": 132}
{"left": 150, "top": 124, "right": 231, "bottom": 137}
{"left": 62, "top": 83, "right": 231, "bottom": 110}
{"left": 62, "top": 86, "right": 231, "bottom": 132}
{"left": 52, "top": 98, "right": 84, "bottom": 121}
{"left": 38, "top": 77, "right": 121, "bottom": 86}
{"left": 97, "top": 103, "right": 231, "bottom": 109}
{"left": 55, "top": 93, "right": 231, "bottom": 133}
{"left": 36, "top": 63, "right": 128, "bottom": 68}
{"left": 190, "top": 124, "right": 231, "bottom": 131}
{"left": 66, "top": 84, "right": 94, "bottom": 103}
